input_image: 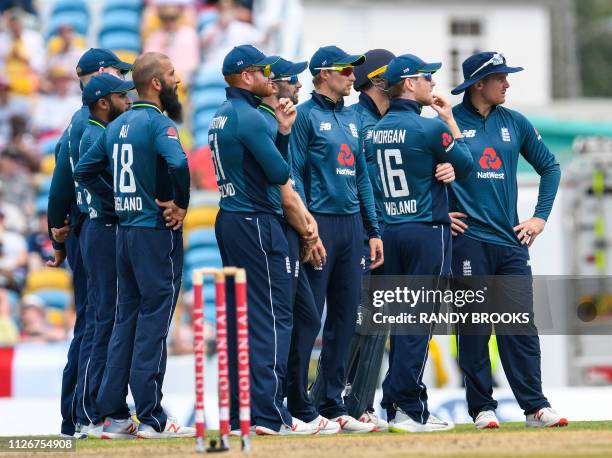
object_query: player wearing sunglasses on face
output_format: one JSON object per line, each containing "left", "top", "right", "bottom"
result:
{"left": 210, "top": 45, "right": 320, "bottom": 436}
{"left": 369, "top": 54, "right": 473, "bottom": 433}
{"left": 448, "top": 51, "right": 565, "bottom": 430}
{"left": 290, "top": 45, "right": 382, "bottom": 433}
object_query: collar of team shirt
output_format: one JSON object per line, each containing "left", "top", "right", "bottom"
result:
{"left": 388, "top": 98, "right": 422, "bottom": 114}
{"left": 311, "top": 90, "right": 345, "bottom": 111}
{"left": 358, "top": 92, "right": 382, "bottom": 118}
{"left": 226, "top": 86, "right": 261, "bottom": 108}
{"left": 461, "top": 92, "right": 499, "bottom": 118}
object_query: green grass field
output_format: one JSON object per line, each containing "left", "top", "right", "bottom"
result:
{"left": 31, "top": 421, "right": 612, "bottom": 457}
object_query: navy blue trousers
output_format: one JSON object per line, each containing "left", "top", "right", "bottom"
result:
{"left": 216, "top": 211, "right": 293, "bottom": 431}
{"left": 60, "top": 228, "right": 89, "bottom": 435}
{"left": 80, "top": 218, "right": 118, "bottom": 424}
{"left": 74, "top": 217, "right": 95, "bottom": 426}
{"left": 306, "top": 213, "right": 362, "bottom": 419}
{"left": 96, "top": 226, "right": 182, "bottom": 431}
{"left": 451, "top": 234, "right": 550, "bottom": 418}
{"left": 284, "top": 225, "right": 321, "bottom": 422}
{"left": 381, "top": 222, "right": 451, "bottom": 423}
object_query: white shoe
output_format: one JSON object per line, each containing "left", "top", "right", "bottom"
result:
{"left": 136, "top": 416, "right": 196, "bottom": 439}
{"left": 255, "top": 418, "right": 319, "bottom": 436}
{"left": 87, "top": 422, "right": 104, "bottom": 438}
{"left": 331, "top": 415, "right": 377, "bottom": 433}
{"left": 307, "top": 415, "right": 341, "bottom": 435}
{"left": 101, "top": 417, "right": 138, "bottom": 440}
{"left": 474, "top": 410, "right": 499, "bottom": 430}
{"left": 359, "top": 410, "right": 389, "bottom": 432}
{"left": 230, "top": 426, "right": 255, "bottom": 437}
{"left": 526, "top": 407, "right": 568, "bottom": 428}
{"left": 73, "top": 422, "right": 88, "bottom": 439}
{"left": 389, "top": 409, "right": 454, "bottom": 433}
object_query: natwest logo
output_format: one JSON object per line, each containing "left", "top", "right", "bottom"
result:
{"left": 479, "top": 147, "right": 502, "bottom": 170}
{"left": 337, "top": 144, "right": 355, "bottom": 167}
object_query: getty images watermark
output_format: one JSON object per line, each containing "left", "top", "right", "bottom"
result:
{"left": 357, "top": 275, "right": 612, "bottom": 336}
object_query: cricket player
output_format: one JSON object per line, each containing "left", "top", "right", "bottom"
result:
{"left": 448, "top": 51, "right": 567, "bottom": 429}
{"left": 258, "top": 57, "right": 338, "bottom": 434}
{"left": 291, "top": 45, "right": 383, "bottom": 433}
{"left": 74, "top": 52, "right": 194, "bottom": 439}
{"left": 75, "top": 73, "right": 134, "bottom": 437}
{"left": 47, "top": 48, "right": 132, "bottom": 438}
{"left": 371, "top": 54, "right": 473, "bottom": 432}
{"left": 210, "top": 45, "right": 319, "bottom": 435}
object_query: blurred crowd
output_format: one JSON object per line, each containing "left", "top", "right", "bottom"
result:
{"left": 0, "top": 0, "right": 300, "bottom": 347}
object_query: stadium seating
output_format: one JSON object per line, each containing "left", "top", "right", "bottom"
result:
{"left": 100, "top": 11, "right": 141, "bottom": 35}
{"left": 35, "top": 289, "right": 72, "bottom": 310}
{"left": 193, "top": 67, "right": 226, "bottom": 91}
{"left": 47, "top": 11, "right": 89, "bottom": 38}
{"left": 103, "top": 0, "right": 143, "bottom": 14}
{"left": 197, "top": 9, "right": 218, "bottom": 35}
{"left": 186, "top": 227, "right": 217, "bottom": 250}
{"left": 51, "top": 0, "right": 88, "bottom": 17}
{"left": 99, "top": 32, "right": 141, "bottom": 54}
{"left": 24, "top": 268, "right": 72, "bottom": 293}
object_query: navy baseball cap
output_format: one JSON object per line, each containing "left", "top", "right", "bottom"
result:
{"left": 76, "top": 48, "right": 132, "bottom": 77}
{"left": 270, "top": 57, "right": 308, "bottom": 79}
{"left": 353, "top": 49, "right": 396, "bottom": 91}
{"left": 383, "top": 54, "right": 441, "bottom": 86}
{"left": 309, "top": 45, "right": 366, "bottom": 76}
{"left": 222, "top": 45, "right": 279, "bottom": 76}
{"left": 451, "top": 51, "right": 523, "bottom": 95}
{"left": 82, "top": 73, "right": 135, "bottom": 105}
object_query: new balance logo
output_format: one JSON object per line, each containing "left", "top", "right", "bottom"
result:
{"left": 462, "top": 129, "right": 476, "bottom": 138}
{"left": 167, "top": 423, "right": 181, "bottom": 433}
{"left": 320, "top": 122, "right": 332, "bottom": 131}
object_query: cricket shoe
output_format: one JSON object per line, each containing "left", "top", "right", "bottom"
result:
{"left": 526, "top": 407, "right": 568, "bottom": 428}
{"left": 73, "top": 422, "right": 88, "bottom": 439}
{"left": 307, "top": 415, "right": 341, "bottom": 435}
{"left": 137, "top": 416, "right": 196, "bottom": 438}
{"left": 389, "top": 409, "right": 454, "bottom": 433}
{"left": 255, "top": 418, "right": 320, "bottom": 435}
{"left": 87, "top": 422, "right": 104, "bottom": 438}
{"left": 101, "top": 417, "right": 138, "bottom": 440}
{"left": 332, "top": 415, "right": 377, "bottom": 433}
{"left": 230, "top": 426, "right": 256, "bottom": 437}
{"left": 474, "top": 410, "right": 499, "bottom": 430}
{"left": 359, "top": 410, "right": 389, "bottom": 432}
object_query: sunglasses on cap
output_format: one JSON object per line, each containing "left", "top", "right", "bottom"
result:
{"left": 244, "top": 64, "right": 273, "bottom": 78}
{"left": 401, "top": 72, "right": 433, "bottom": 82}
{"left": 314, "top": 66, "right": 354, "bottom": 77}
{"left": 271, "top": 75, "right": 299, "bottom": 84}
{"left": 469, "top": 53, "right": 506, "bottom": 77}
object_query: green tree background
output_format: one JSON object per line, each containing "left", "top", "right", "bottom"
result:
{"left": 577, "top": 0, "right": 612, "bottom": 96}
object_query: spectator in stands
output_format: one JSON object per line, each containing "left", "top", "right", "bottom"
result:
{"left": 27, "top": 209, "right": 55, "bottom": 271}
{"left": 19, "top": 293, "right": 65, "bottom": 342}
{"left": 143, "top": 0, "right": 199, "bottom": 85}
{"left": 0, "top": 206, "right": 27, "bottom": 292}
{"left": 0, "top": 74, "right": 30, "bottom": 150}
{"left": 5, "top": 115, "right": 38, "bottom": 172}
{"left": 0, "top": 147, "right": 34, "bottom": 209}
{"left": 32, "top": 66, "right": 81, "bottom": 135}
{"left": 0, "top": 7, "right": 44, "bottom": 95}
{"left": 200, "top": 0, "right": 265, "bottom": 69}
{"left": 47, "top": 24, "right": 85, "bottom": 94}
{"left": 0, "top": 287, "right": 18, "bottom": 345}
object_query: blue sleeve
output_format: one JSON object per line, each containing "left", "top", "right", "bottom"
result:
{"left": 47, "top": 132, "right": 73, "bottom": 251}
{"left": 152, "top": 119, "right": 191, "bottom": 209}
{"left": 289, "top": 108, "right": 310, "bottom": 201}
{"left": 236, "top": 110, "right": 290, "bottom": 185}
{"left": 428, "top": 119, "right": 474, "bottom": 180}
{"left": 76, "top": 129, "right": 114, "bottom": 203}
{"left": 356, "top": 139, "right": 380, "bottom": 238}
{"left": 364, "top": 135, "right": 383, "bottom": 221}
{"left": 516, "top": 113, "right": 561, "bottom": 220}
{"left": 74, "top": 130, "right": 111, "bottom": 195}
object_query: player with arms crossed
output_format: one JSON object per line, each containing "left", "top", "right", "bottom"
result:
{"left": 448, "top": 51, "right": 567, "bottom": 429}
{"left": 75, "top": 52, "right": 194, "bottom": 439}
{"left": 371, "top": 54, "right": 472, "bottom": 432}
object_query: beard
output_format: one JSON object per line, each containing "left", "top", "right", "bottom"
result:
{"left": 160, "top": 80, "right": 183, "bottom": 123}
{"left": 108, "top": 103, "right": 124, "bottom": 122}
{"left": 277, "top": 83, "right": 298, "bottom": 105}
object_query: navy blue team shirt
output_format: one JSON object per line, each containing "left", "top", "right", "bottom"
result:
{"left": 450, "top": 95, "right": 561, "bottom": 246}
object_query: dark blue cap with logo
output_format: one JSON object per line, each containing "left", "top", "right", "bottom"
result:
{"left": 222, "top": 44, "right": 279, "bottom": 75}
{"left": 82, "top": 73, "right": 135, "bottom": 105}
{"left": 353, "top": 49, "right": 396, "bottom": 91}
{"left": 76, "top": 48, "right": 133, "bottom": 77}
{"left": 451, "top": 51, "right": 523, "bottom": 95}
{"left": 383, "top": 54, "right": 441, "bottom": 86}
{"left": 270, "top": 57, "right": 308, "bottom": 79}
{"left": 308, "top": 45, "right": 366, "bottom": 76}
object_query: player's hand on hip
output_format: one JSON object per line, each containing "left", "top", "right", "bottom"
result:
{"left": 51, "top": 219, "right": 70, "bottom": 243}
{"left": 435, "top": 163, "right": 455, "bottom": 183}
{"left": 156, "top": 199, "right": 187, "bottom": 231}
{"left": 276, "top": 98, "right": 297, "bottom": 135}
{"left": 513, "top": 217, "right": 545, "bottom": 247}
{"left": 369, "top": 237, "right": 384, "bottom": 269}
{"left": 46, "top": 249, "right": 66, "bottom": 268}
{"left": 449, "top": 212, "right": 468, "bottom": 236}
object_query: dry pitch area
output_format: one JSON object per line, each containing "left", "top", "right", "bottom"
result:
{"left": 8, "top": 421, "right": 611, "bottom": 458}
